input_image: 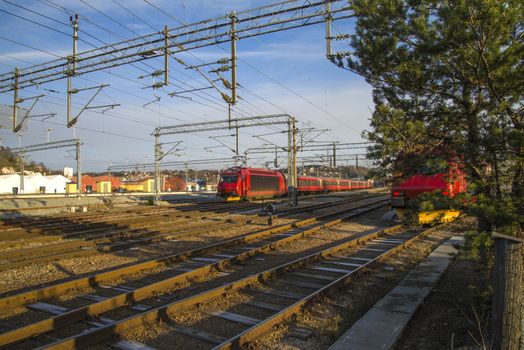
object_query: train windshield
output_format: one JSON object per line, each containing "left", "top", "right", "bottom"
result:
{"left": 221, "top": 175, "right": 238, "bottom": 184}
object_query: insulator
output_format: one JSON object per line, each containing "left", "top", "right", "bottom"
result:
{"left": 221, "top": 78, "right": 232, "bottom": 89}
{"left": 210, "top": 65, "right": 231, "bottom": 73}
{"left": 221, "top": 92, "right": 232, "bottom": 104}
{"left": 175, "top": 58, "right": 186, "bottom": 66}
{"left": 152, "top": 82, "right": 164, "bottom": 89}
{"left": 140, "top": 49, "right": 157, "bottom": 57}
{"left": 217, "top": 58, "right": 230, "bottom": 64}
{"left": 151, "top": 70, "right": 164, "bottom": 77}
{"left": 335, "top": 34, "right": 351, "bottom": 40}
{"left": 335, "top": 51, "right": 351, "bottom": 58}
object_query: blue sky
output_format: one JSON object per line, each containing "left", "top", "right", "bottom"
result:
{"left": 0, "top": 0, "right": 373, "bottom": 172}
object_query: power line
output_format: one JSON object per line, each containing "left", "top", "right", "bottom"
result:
{"left": 1, "top": 0, "right": 279, "bottom": 135}
{"left": 140, "top": 1, "right": 356, "bottom": 138}
{"left": 111, "top": 0, "right": 157, "bottom": 32}
{"left": 0, "top": 36, "right": 62, "bottom": 58}
{"left": 1, "top": 0, "right": 67, "bottom": 26}
{"left": 0, "top": 8, "right": 227, "bottom": 125}
{"left": 0, "top": 8, "right": 71, "bottom": 37}
{"left": 0, "top": 1, "right": 346, "bottom": 164}
{"left": 36, "top": 0, "right": 259, "bottom": 126}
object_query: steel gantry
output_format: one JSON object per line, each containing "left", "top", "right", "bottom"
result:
{"left": 0, "top": 0, "right": 352, "bottom": 93}
{"left": 152, "top": 114, "right": 297, "bottom": 205}
{"left": 9, "top": 139, "right": 82, "bottom": 195}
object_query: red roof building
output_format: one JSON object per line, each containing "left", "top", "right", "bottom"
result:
{"left": 163, "top": 176, "right": 186, "bottom": 191}
{"left": 71, "top": 175, "right": 122, "bottom": 192}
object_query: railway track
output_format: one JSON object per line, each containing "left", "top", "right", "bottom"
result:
{"left": 5, "top": 220, "right": 436, "bottom": 350}
{"left": 0, "top": 202, "right": 245, "bottom": 234}
{"left": 0, "top": 217, "right": 264, "bottom": 270}
{"left": 0, "top": 196, "right": 388, "bottom": 349}
{"left": 0, "top": 192, "right": 381, "bottom": 271}
{"left": 0, "top": 191, "right": 376, "bottom": 239}
{"left": 0, "top": 200, "right": 274, "bottom": 249}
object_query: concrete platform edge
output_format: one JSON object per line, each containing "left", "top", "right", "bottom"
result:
{"left": 328, "top": 235, "right": 464, "bottom": 350}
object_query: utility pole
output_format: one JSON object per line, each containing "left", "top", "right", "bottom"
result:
{"left": 163, "top": 25, "right": 169, "bottom": 86}
{"left": 230, "top": 11, "right": 237, "bottom": 105}
{"left": 154, "top": 133, "right": 162, "bottom": 204}
{"left": 76, "top": 138, "right": 82, "bottom": 196}
{"left": 19, "top": 151, "right": 24, "bottom": 194}
{"left": 17, "top": 134, "right": 24, "bottom": 194}
{"left": 12, "top": 67, "right": 19, "bottom": 132}
{"left": 287, "top": 117, "right": 298, "bottom": 206}
{"left": 333, "top": 142, "right": 336, "bottom": 168}
{"left": 185, "top": 162, "right": 188, "bottom": 193}
{"left": 324, "top": 0, "right": 332, "bottom": 58}
{"left": 65, "top": 15, "right": 117, "bottom": 128}
{"left": 67, "top": 14, "right": 78, "bottom": 128}
{"left": 229, "top": 12, "right": 239, "bottom": 166}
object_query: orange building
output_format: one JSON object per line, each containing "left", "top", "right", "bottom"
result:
{"left": 163, "top": 176, "right": 186, "bottom": 191}
{"left": 71, "top": 175, "right": 121, "bottom": 192}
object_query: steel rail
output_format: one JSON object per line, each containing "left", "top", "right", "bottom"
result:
{"left": 0, "top": 214, "right": 264, "bottom": 272}
{"left": 0, "top": 199, "right": 387, "bottom": 348}
{"left": 213, "top": 227, "right": 440, "bottom": 349}
{"left": 0, "top": 205, "right": 178, "bottom": 232}
{"left": 0, "top": 201, "right": 260, "bottom": 239}
{"left": 34, "top": 219, "right": 412, "bottom": 350}
{"left": 0, "top": 195, "right": 376, "bottom": 269}
{"left": 1, "top": 194, "right": 369, "bottom": 269}
{"left": 0, "top": 209, "right": 184, "bottom": 249}
{"left": 274, "top": 192, "right": 377, "bottom": 216}
{"left": 0, "top": 206, "right": 213, "bottom": 245}
{"left": 0, "top": 195, "right": 386, "bottom": 309}
{"left": 0, "top": 207, "right": 178, "bottom": 236}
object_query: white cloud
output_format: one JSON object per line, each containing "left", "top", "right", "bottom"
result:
{"left": 0, "top": 50, "right": 70, "bottom": 64}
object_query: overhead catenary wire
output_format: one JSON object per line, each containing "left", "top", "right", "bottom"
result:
{"left": 139, "top": 0, "right": 356, "bottom": 139}
{"left": 0, "top": 36, "right": 61, "bottom": 59}
{"left": 0, "top": 0, "right": 284, "bottom": 134}
{"left": 26, "top": 0, "right": 244, "bottom": 122}
{"left": 0, "top": 1, "right": 356, "bottom": 169}
{"left": 43, "top": 0, "right": 278, "bottom": 137}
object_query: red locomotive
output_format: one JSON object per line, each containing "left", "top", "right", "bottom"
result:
{"left": 217, "top": 167, "right": 374, "bottom": 200}
{"left": 390, "top": 161, "right": 466, "bottom": 223}
{"left": 391, "top": 161, "right": 466, "bottom": 207}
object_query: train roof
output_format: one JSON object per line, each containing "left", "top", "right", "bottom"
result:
{"left": 223, "top": 167, "right": 283, "bottom": 175}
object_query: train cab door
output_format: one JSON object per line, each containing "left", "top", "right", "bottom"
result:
{"left": 239, "top": 169, "right": 247, "bottom": 200}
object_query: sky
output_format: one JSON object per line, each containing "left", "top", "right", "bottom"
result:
{"left": 0, "top": 0, "right": 374, "bottom": 172}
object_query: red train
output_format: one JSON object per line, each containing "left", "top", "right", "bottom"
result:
{"left": 390, "top": 161, "right": 467, "bottom": 208}
{"left": 217, "top": 167, "right": 374, "bottom": 200}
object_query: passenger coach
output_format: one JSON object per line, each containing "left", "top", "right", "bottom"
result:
{"left": 218, "top": 167, "right": 373, "bottom": 201}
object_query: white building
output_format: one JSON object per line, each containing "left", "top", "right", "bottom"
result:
{"left": 44, "top": 175, "right": 68, "bottom": 193}
{"left": 23, "top": 174, "right": 45, "bottom": 194}
{"left": 186, "top": 181, "right": 200, "bottom": 192}
{"left": 63, "top": 167, "right": 74, "bottom": 179}
{"left": 0, "top": 174, "right": 69, "bottom": 194}
{"left": 0, "top": 174, "right": 20, "bottom": 194}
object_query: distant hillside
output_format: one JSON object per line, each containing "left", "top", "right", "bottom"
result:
{"left": 0, "top": 146, "right": 50, "bottom": 174}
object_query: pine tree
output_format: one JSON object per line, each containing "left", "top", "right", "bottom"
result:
{"left": 341, "top": 1, "right": 523, "bottom": 347}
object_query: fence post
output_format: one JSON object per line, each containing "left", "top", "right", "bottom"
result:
{"left": 491, "top": 232, "right": 524, "bottom": 350}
